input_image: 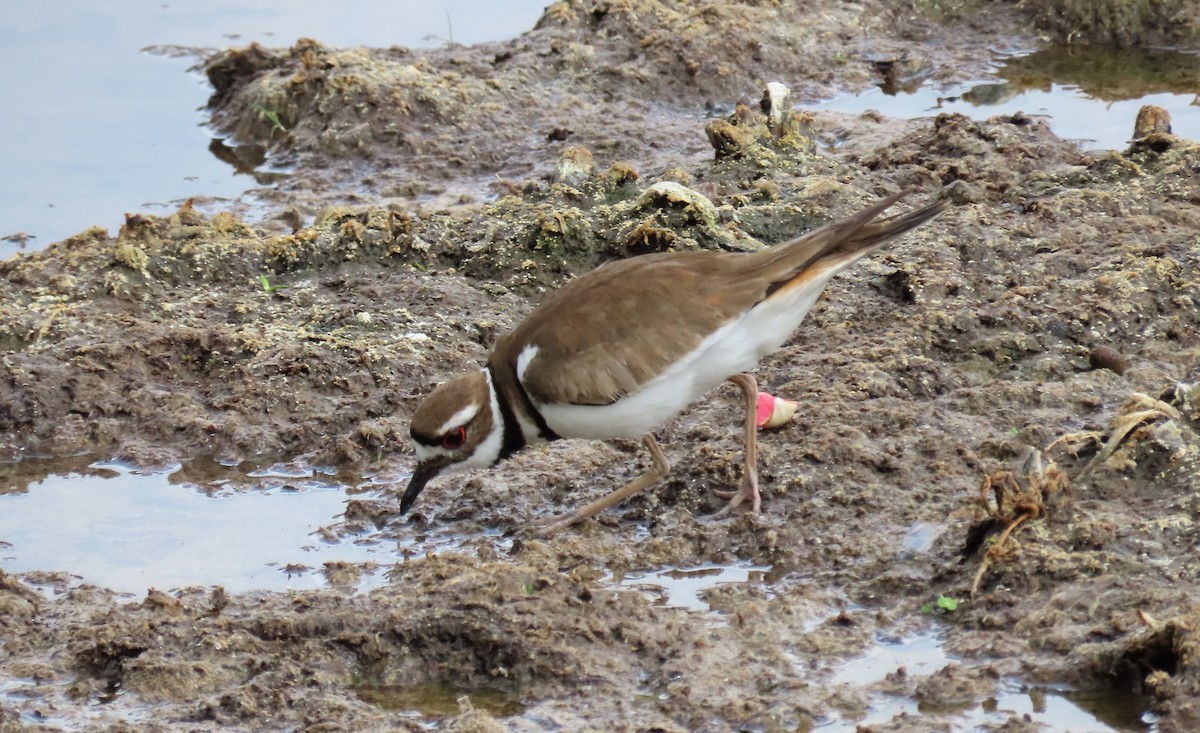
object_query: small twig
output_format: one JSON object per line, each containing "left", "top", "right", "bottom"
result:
{"left": 971, "top": 513, "right": 1032, "bottom": 596}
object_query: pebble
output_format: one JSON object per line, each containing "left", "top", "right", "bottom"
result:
{"left": 1133, "top": 105, "right": 1171, "bottom": 140}
{"left": 1089, "top": 345, "right": 1126, "bottom": 375}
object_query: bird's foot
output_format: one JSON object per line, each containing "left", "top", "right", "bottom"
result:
{"left": 522, "top": 509, "right": 587, "bottom": 537}
{"left": 711, "top": 476, "right": 761, "bottom": 518}
{"left": 523, "top": 437, "right": 672, "bottom": 537}
{"left": 524, "top": 500, "right": 624, "bottom": 536}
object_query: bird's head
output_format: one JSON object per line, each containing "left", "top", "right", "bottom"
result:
{"left": 401, "top": 370, "right": 502, "bottom": 514}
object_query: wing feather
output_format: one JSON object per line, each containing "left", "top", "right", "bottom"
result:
{"left": 505, "top": 253, "right": 757, "bottom": 406}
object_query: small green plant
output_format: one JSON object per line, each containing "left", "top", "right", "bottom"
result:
{"left": 921, "top": 594, "right": 960, "bottom": 614}
{"left": 254, "top": 105, "right": 287, "bottom": 135}
{"left": 259, "top": 274, "right": 290, "bottom": 294}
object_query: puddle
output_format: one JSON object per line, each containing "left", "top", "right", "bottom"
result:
{"left": 355, "top": 680, "right": 525, "bottom": 718}
{"left": 610, "top": 562, "right": 769, "bottom": 612}
{"left": 835, "top": 682, "right": 1159, "bottom": 733}
{"left": 1061, "top": 688, "right": 1161, "bottom": 732}
{"left": 0, "top": 0, "right": 549, "bottom": 258}
{"left": 0, "top": 680, "right": 173, "bottom": 731}
{"left": 0, "top": 459, "right": 394, "bottom": 595}
{"left": 899, "top": 520, "right": 938, "bottom": 556}
{"left": 820, "top": 631, "right": 1157, "bottom": 732}
{"left": 817, "top": 45, "right": 1200, "bottom": 151}
{"left": 831, "top": 630, "right": 949, "bottom": 686}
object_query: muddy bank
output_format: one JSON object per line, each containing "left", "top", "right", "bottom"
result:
{"left": 3, "top": 0, "right": 1200, "bottom": 731}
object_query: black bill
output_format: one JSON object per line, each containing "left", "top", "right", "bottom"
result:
{"left": 399, "top": 462, "right": 440, "bottom": 515}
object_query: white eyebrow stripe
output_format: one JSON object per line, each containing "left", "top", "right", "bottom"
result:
{"left": 437, "top": 403, "right": 480, "bottom": 435}
{"left": 414, "top": 443, "right": 445, "bottom": 461}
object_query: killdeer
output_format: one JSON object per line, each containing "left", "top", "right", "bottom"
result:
{"left": 402, "top": 190, "right": 947, "bottom": 533}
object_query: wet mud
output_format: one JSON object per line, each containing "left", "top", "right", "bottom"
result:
{"left": 3, "top": 1, "right": 1200, "bottom": 731}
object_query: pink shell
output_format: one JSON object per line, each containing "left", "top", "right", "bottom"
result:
{"left": 756, "top": 392, "right": 798, "bottom": 429}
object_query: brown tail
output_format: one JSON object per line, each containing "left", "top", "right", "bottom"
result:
{"left": 758, "top": 189, "right": 948, "bottom": 296}
{"left": 827, "top": 190, "right": 950, "bottom": 262}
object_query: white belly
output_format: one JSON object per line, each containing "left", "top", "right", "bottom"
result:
{"left": 535, "top": 276, "right": 832, "bottom": 440}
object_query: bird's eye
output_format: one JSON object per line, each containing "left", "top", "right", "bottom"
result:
{"left": 442, "top": 427, "right": 466, "bottom": 450}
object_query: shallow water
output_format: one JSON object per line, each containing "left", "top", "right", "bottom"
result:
{"left": 821, "top": 631, "right": 1158, "bottom": 732}
{"left": 0, "top": 460, "right": 391, "bottom": 594}
{"left": 589, "top": 569, "right": 1159, "bottom": 733}
{"left": 830, "top": 630, "right": 948, "bottom": 686}
{"left": 0, "top": 460, "right": 773, "bottom": 603}
{"left": 817, "top": 45, "right": 1200, "bottom": 152}
{"left": 0, "top": 0, "right": 549, "bottom": 258}
{"left": 611, "top": 562, "right": 770, "bottom": 612}
{"left": 355, "top": 679, "right": 526, "bottom": 718}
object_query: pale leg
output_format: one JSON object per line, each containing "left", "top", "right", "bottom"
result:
{"left": 712, "top": 372, "right": 761, "bottom": 516}
{"left": 532, "top": 435, "right": 671, "bottom": 536}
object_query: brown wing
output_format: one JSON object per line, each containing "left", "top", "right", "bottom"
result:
{"left": 498, "top": 252, "right": 762, "bottom": 406}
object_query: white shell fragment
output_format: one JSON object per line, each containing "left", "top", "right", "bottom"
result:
{"left": 552, "top": 145, "right": 595, "bottom": 187}
{"left": 760, "top": 81, "right": 793, "bottom": 136}
{"left": 756, "top": 391, "right": 798, "bottom": 429}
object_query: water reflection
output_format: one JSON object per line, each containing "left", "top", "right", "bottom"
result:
{"left": 0, "top": 0, "right": 549, "bottom": 258}
{"left": 610, "top": 562, "right": 769, "bottom": 612}
{"left": 996, "top": 45, "right": 1200, "bottom": 102}
{"left": 207, "top": 138, "right": 290, "bottom": 184}
{"left": 820, "top": 631, "right": 1157, "bottom": 732}
{"left": 0, "top": 459, "right": 387, "bottom": 594}
{"left": 820, "top": 45, "right": 1200, "bottom": 151}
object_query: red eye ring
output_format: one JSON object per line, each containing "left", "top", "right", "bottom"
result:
{"left": 442, "top": 427, "right": 466, "bottom": 450}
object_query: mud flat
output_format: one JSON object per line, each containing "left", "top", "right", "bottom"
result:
{"left": 2, "top": 1, "right": 1199, "bottom": 730}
